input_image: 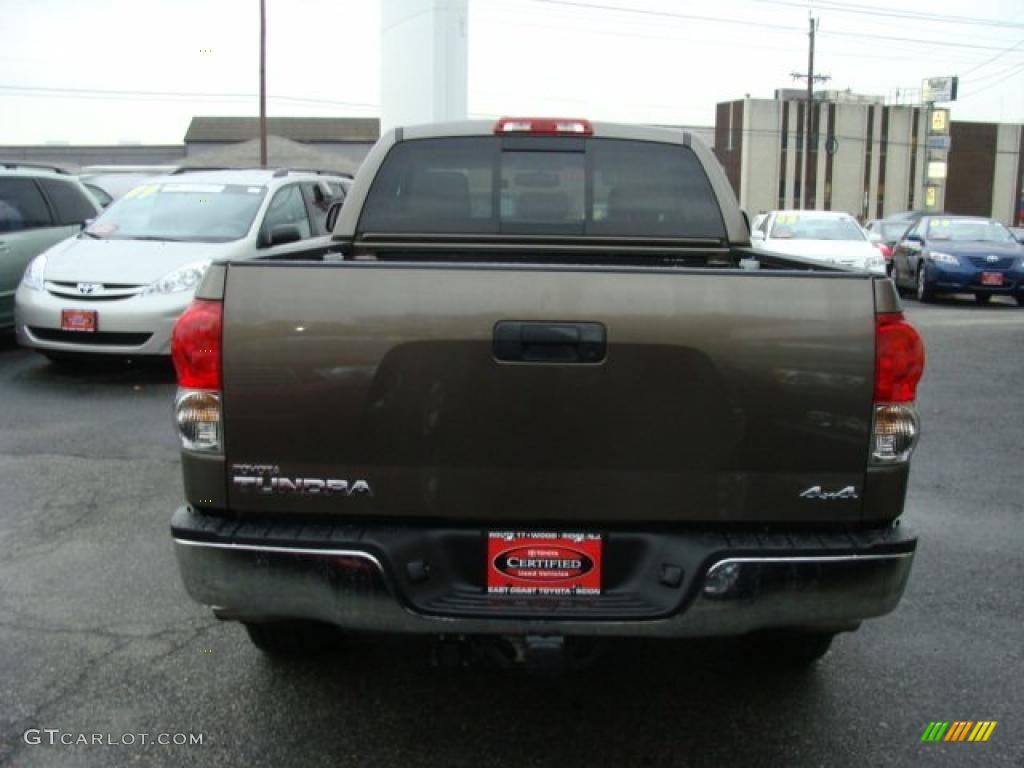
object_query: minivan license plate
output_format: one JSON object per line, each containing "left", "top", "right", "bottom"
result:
{"left": 61, "top": 309, "right": 97, "bottom": 332}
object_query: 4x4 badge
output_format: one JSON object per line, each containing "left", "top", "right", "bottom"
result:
{"left": 800, "top": 485, "right": 858, "bottom": 500}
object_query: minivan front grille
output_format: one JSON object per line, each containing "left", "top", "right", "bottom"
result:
{"left": 45, "top": 281, "right": 145, "bottom": 301}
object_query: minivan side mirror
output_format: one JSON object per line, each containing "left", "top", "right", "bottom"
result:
{"left": 905, "top": 233, "right": 923, "bottom": 244}
{"left": 261, "top": 224, "right": 302, "bottom": 248}
{"left": 325, "top": 200, "right": 344, "bottom": 233}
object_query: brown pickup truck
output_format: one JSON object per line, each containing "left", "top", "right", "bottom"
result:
{"left": 169, "top": 118, "right": 925, "bottom": 666}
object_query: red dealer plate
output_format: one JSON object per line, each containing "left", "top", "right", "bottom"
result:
{"left": 61, "top": 309, "right": 97, "bottom": 332}
{"left": 487, "top": 531, "right": 602, "bottom": 596}
{"left": 980, "top": 272, "right": 1004, "bottom": 286}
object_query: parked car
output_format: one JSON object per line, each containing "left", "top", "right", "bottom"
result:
{"left": 1009, "top": 226, "right": 1024, "bottom": 243}
{"left": 751, "top": 210, "right": 886, "bottom": 274}
{"left": 170, "top": 118, "right": 924, "bottom": 667}
{"left": 15, "top": 168, "right": 349, "bottom": 360}
{"left": 0, "top": 163, "right": 102, "bottom": 331}
{"left": 891, "top": 215, "right": 1024, "bottom": 305}
{"left": 865, "top": 218, "right": 913, "bottom": 275}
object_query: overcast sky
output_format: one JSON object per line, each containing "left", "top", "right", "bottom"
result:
{"left": 1, "top": 0, "right": 1022, "bottom": 145}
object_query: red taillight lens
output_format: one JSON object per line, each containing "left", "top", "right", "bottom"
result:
{"left": 875, "top": 312, "right": 924, "bottom": 402}
{"left": 494, "top": 117, "right": 593, "bottom": 135}
{"left": 171, "top": 299, "right": 222, "bottom": 389}
{"left": 878, "top": 244, "right": 894, "bottom": 259}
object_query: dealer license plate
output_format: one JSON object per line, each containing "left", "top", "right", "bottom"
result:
{"left": 980, "top": 272, "right": 1004, "bottom": 286}
{"left": 486, "top": 531, "right": 602, "bottom": 596}
{"left": 61, "top": 309, "right": 97, "bottom": 332}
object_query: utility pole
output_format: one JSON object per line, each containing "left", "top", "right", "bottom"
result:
{"left": 790, "top": 14, "right": 830, "bottom": 210}
{"left": 259, "top": 0, "right": 268, "bottom": 167}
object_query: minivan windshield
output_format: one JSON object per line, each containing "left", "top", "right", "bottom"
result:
{"left": 85, "top": 182, "right": 267, "bottom": 242}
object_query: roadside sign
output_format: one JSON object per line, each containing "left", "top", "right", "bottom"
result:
{"left": 926, "top": 135, "right": 951, "bottom": 151}
{"left": 922, "top": 77, "right": 958, "bottom": 103}
{"left": 925, "top": 186, "right": 938, "bottom": 208}
{"left": 927, "top": 161, "right": 947, "bottom": 180}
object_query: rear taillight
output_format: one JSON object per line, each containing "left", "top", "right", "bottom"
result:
{"left": 494, "top": 117, "right": 594, "bottom": 135}
{"left": 172, "top": 299, "right": 222, "bottom": 389}
{"left": 172, "top": 299, "right": 223, "bottom": 453}
{"left": 875, "top": 243, "right": 894, "bottom": 259}
{"left": 875, "top": 313, "right": 924, "bottom": 403}
{"left": 871, "top": 312, "right": 925, "bottom": 465}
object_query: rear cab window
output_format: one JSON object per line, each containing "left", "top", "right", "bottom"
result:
{"left": 357, "top": 137, "right": 726, "bottom": 240}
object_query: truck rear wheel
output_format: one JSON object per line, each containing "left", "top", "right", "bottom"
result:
{"left": 742, "top": 629, "right": 836, "bottom": 666}
{"left": 243, "top": 620, "right": 341, "bottom": 656}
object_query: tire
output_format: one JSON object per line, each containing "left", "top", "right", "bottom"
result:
{"left": 915, "top": 265, "right": 934, "bottom": 303}
{"left": 975, "top": 293, "right": 992, "bottom": 305}
{"left": 243, "top": 620, "right": 342, "bottom": 656}
{"left": 741, "top": 629, "right": 836, "bottom": 666}
{"left": 1016, "top": 295, "right": 1024, "bottom": 307}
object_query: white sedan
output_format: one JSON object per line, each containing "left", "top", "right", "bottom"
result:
{"left": 751, "top": 210, "right": 886, "bottom": 274}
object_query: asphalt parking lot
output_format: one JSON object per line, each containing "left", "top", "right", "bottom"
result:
{"left": 1, "top": 296, "right": 1022, "bottom": 768}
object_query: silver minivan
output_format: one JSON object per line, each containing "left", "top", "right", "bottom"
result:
{"left": 15, "top": 168, "right": 349, "bottom": 360}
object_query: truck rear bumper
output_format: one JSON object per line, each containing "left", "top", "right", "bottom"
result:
{"left": 171, "top": 507, "right": 916, "bottom": 638}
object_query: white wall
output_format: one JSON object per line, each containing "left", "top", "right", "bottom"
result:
{"left": 381, "top": 0, "right": 468, "bottom": 133}
{"left": 740, "top": 99, "right": 781, "bottom": 215}
{"left": 991, "top": 124, "right": 1022, "bottom": 224}
{"left": 830, "top": 104, "right": 868, "bottom": 218}
{"left": 883, "top": 108, "right": 912, "bottom": 217}
{"left": 783, "top": 102, "right": 797, "bottom": 208}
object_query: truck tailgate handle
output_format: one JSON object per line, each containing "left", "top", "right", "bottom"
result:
{"left": 493, "top": 321, "right": 606, "bottom": 364}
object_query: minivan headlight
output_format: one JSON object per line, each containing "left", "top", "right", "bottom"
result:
{"left": 22, "top": 253, "right": 47, "bottom": 291}
{"left": 143, "top": 260, "right": 211, "bottom": 295}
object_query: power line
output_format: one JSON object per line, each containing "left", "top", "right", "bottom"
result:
{"left": 964, "top": 59, "right": 1024, "bottom": 85}
{"left": 745, "top": 0, "right": 1024, "bottom": 30}
{"left": 523, "top": 0, "right": 803, "bottom": 34}
{"left": 957, "top": 65, "right": 1024, "bottom": 100}
{"left": 0, "top": 84, "right": 378, "bottom": 109}
{"left": 476, "top": 5, "right": 999, "bottom": 65}
{"left": 961, "top": 38, "right": 1024, "bottom": 76}
{"left": 524, "top": 0, "right": 1024, "bottom": 53}
{"left": 818, "top": 29, "right": 1024, "bottom": 53}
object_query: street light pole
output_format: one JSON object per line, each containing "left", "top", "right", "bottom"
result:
{"left": 259, "top": 0, "right": 267, "bottom": 168}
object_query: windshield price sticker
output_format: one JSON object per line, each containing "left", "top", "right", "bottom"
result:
{"left": 161, "top": 183, "right": 226, "bottom": 194}
{"left": 487, "top": 531, "right": 602, "bottom": 596}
